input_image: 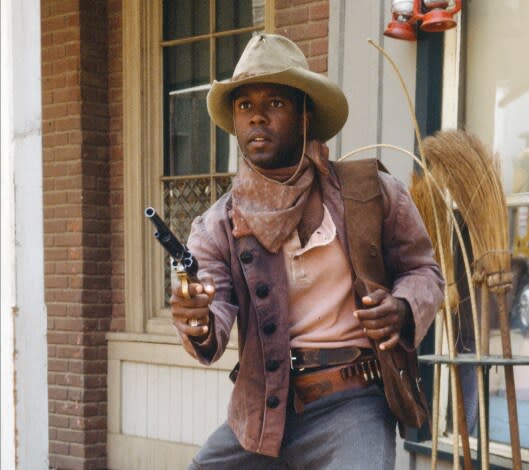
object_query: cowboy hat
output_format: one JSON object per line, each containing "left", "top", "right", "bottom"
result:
{"left": 207, "top": 33, "right": 348, "bottom": 142}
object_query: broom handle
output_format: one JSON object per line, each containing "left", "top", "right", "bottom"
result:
{"left": 475, "top": 283, "right": 490, "bottom": 468}
{"left": 446, "top": 308, "right": 472, "bottom": 470}
{"left": 481, "top": 285, "right": 490, "bottom": 355}
{"left": 431, "top": 314, "right": 444, "bottom": 470}
{"left": 443, "top": 306, "right": 461, "bottom": 470}
{"left": 454, "top": 358, "right": 472, "bottom": 470}
{"left": 497, "top": 292, "right": 522, "bottom": 469}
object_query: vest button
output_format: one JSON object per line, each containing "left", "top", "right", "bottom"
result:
{"left": 256, "top": 283, "right": 269, "bottom": 298}
{"left": 240, "top": 250, "right": 253, "bottom": 264}
{"left": 263, "top": 323, "right": 277, "bottom": 335}
{"left": 266, "top": 395, "right": 280, "bottom": 408}
{"left": 369, "top": 243, "right": 378, "bottom": 257}
{"left": 265, "top": 359, "right": 280, "bottom": 372}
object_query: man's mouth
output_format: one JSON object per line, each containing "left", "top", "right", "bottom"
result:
{"left": 247, "top": 130, "right": 271, "bottom": 145}
{"left": 249, "top": 135, "right": 270, "bottom": 145}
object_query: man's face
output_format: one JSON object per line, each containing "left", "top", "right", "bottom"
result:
{"left": 232, "top": 84, "right": 307, "bottom": 170}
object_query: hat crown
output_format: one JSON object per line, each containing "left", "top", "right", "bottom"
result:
{"left": 232, "top": 34, "right": 309, "bottom": 80}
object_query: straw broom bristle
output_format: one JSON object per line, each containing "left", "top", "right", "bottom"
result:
{"left": 422, "top": 130, "right": 510, "bottom": 280}
{"left": 410, "top": 172, "right": 459, "bottom": 310}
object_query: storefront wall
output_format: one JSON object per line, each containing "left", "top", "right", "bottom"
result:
{"left": 40, "top": 0, "right": 528, "bottom": 468}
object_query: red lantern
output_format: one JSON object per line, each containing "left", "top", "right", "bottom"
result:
{"left": 415, "top": 0, "right": 462, "bottom": 32}
{"left": 384, "top": 0, "right": 462, "bottom": 40}
{"left": 384, "top": 0, "right": 417, "bottom": 41}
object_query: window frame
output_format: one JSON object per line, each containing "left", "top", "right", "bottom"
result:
{"left": 122, "top": 0, "right": 274, "bottom": 334}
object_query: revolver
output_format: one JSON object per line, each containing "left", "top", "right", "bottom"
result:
{"left": 144, "top": 206, "right": 198, "bottom": 300}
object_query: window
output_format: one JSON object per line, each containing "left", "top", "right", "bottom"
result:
{"left": 122, "top": 0, "right": 271, "bottom": 334}
{"left": 161, "top": 0, "right": 266, "bottom": 303}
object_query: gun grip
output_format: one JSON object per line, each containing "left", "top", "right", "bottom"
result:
{"left": 177, "top": 272, "right": 191, "bottom": 299}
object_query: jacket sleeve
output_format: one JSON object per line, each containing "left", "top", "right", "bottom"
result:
{"left": 179, "top": 211, "right": 238, "bottom": 365}
{"left": 380, "top": 172, "right": 445, "bottom": 347}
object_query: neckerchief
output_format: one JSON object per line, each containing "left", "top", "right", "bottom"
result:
{"left": 230, "top": 140, "right": 329, "bottom": 253}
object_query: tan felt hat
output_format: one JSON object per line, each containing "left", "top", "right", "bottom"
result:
{"left": 207, "top": 33, "right": 348, "bottom": 142}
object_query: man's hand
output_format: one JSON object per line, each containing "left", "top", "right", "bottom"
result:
{"left": 354, "top": 289, "right": 413, "bottom": 350}
{"left": 170, "top": 280, "right": 215, "bottom": 340}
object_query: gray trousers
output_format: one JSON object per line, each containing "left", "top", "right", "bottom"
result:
{"left": 189, "top": 384, "right": 396, "bottom": 470}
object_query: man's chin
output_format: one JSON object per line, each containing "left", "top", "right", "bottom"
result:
{"left": 245, "top": 153, "right": 276, "bottom": 170}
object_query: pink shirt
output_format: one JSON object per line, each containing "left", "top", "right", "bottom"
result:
{"left": 283, "top": 205, "right": 370, "bottom": 349}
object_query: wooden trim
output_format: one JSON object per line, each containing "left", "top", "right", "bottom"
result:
{"left": 107, "top": 335, "right": 237, "bottom": 369}
{"left": 123, "top": 0, "right": 166, "bottom": 333}
{"left": 441, "top": 23, "right": 462, "bottom": 130}
{"left": 265, "top": 0, "right": 275, "bottom": 32}
{"left": 145, "top": 0, "right": 165, "bottom": 326}
{"left": 123, "top": 0, "right": 146, "bottom": 333}
{"left": 160, "top": 25, "right": 264, "bottom": 48}
{"left": 108, "top": 358, "right": 121, "bottom": 434}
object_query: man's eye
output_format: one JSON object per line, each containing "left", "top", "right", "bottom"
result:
{"left": 270, "top": 99, "right": 284, "bottom": 108}
{"left": 237, "top": 101, "right": 251, "bottom": 110}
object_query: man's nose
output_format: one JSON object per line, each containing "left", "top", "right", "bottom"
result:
{"left": 249, "top": 106, "right": 268, "bottom": 125}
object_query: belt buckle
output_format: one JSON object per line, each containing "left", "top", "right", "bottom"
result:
{"left": 290, "top": 350, "right": 304, "bottom": 372}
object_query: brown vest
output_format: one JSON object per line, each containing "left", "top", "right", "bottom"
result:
{"left": 333, "top": 158, "right": 389, "bottom": 295}
{"left": 333, "top": 158, "right": 430, "bottom": 433}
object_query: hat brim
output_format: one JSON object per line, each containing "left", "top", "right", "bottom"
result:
{"left": 207, "top": 67, "right": 349, "bottom": 142}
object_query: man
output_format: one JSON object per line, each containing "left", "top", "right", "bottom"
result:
{"left": 171, "top": 34, "right": 444, "bottom": 469}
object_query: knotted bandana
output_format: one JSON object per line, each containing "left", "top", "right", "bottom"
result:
{"left": 230, "top": 141, "right": 329, "bottom": 253}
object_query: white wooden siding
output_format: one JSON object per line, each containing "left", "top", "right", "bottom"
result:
{"left": 120, "top": 362, "right": 230, "bottom": 446}
{"left": 107, "top": 333, "right": 237, "bottom": 470}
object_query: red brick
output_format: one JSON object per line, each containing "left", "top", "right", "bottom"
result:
{"left": 308, "top": 55, "right": 328, "bottom": 73}
{"left": 57, "top": 429, "right": 84, "bottom": 443}
{"left": 49, "top": 387, "right": 69, "bottom": 400}
{"left": 309, "top": 2, "right": 329, "bottom": 21}
{"left": 55, "top": 373, "right": 83, "bottom": 388}
{"left": 46, "top": 275, "right": 69, "bottom": 289}
{"left": 306, "top": 21, "right": 328, "bottom": 40}
{"left": 275, "top": 6, "right": 309, "bottom": 27}
{"left": 44, "top": 0, "right": 119, "bottom": 466}
{"left": 310, "top": 37, "right": 328, "bottom": 57}
{"left": 49, "top": 439, "right": 69, "bottom": 454}
{"left": 49, "top": 455, "right": 84, "bottom": 470}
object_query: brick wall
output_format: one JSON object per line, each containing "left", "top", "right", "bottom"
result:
{"left": 274, "top": 0, "right": 329, "bottom": 73}
{"left": 42, "top": 0, "right": 113, "bottom": 467}
{"left": 41, "top": 0, "right": 326, "bottom": 468}
{"left": 108, "top": 0, "right": 124, "bottom": 333}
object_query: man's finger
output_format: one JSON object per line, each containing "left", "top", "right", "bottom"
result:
{"left": 361, "top": 289, "right": 388, "bottom": 307}
{"left": 364, "top": 324, "right": 394, "bottom": 338}
{"left": 175, "top": 322, "right": 209, "bottom": 337}
{"left": 185, "top": 282, "right": 204, "bottom": 297}
{"left": 203, "top": 282, "right": 215, "bottom": 298}
{"left": 379, "top": 333, "right": 399, "bottom": 350}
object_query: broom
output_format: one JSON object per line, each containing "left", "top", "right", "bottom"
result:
{"left": 423, "top": 130, "right": 521, "bottom": 469}
{"left": 365, "top": 38, "right": 473, "bottom": 470}
{"left": 409, "top": 173, "right": 459, "bottom": 311}
{"left": 410, "top": 173, "right": 472, "bottom": 470}
{"left": 339, "top": 142, "right": 475, "bottom": 469}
